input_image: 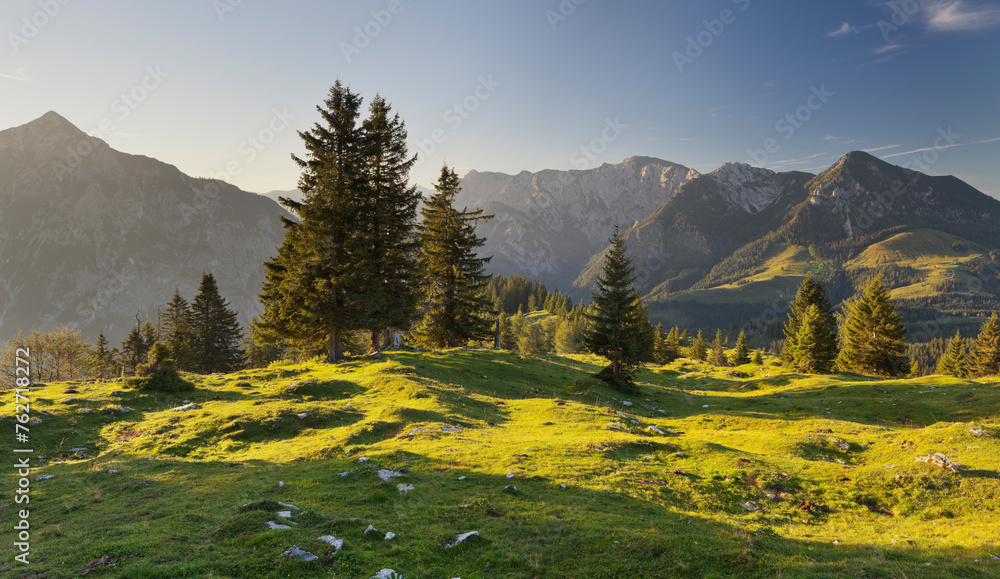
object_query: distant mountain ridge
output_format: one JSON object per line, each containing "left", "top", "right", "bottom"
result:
{"left": 0, "top": 112, "right": 291, "bottom": 343}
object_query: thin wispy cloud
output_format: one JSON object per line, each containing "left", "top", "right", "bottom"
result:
{"left": 0, "top": 67, "right": 34, "bottom": 82}
{"left": 863, "top": 144, "right": 901, "bottom": 153}
{"left": 873, "top": 43, "right": 904, "bottom": 55}
{"left": 827, "top": 22, "right": 859, "bottom": 37}
{"left": 880, "top": 137, "right": 1000, "bottom": 159}
{"left": 925, "top": 1, "right": 1000, "bottom": 32}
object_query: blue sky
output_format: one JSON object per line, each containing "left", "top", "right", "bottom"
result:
{"left": 2, "top": 0, "right": 998, "bottom": 196}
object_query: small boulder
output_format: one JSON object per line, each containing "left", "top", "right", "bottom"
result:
{"left": 384, "top": 532, "right": 396, "bottom": 540}
{"left": 363, "top": 524, "right": 379, "bottom": 536}
{"left": 280, "top": 545, "right": 317, "bottom": 562}
{"left": 170, "top": 403, "right": 200, "bottom": 412}
{"left": 371, "top": 570, "right": 401, "bottom": 579}
{"left": 317, "top": 535, "right": 344, "bottom": 552}
{"left": 267, "top": 521, "right": 291, "bottom": 530}
{"left": 445, "top": 531, "right": 479, "bottom": 549}
{"left": 397, "top": 483, "right": 415, "bottom": 495}
{"left": 35, "top": 475, "right": 54, "bottom": 481}
{"left": 357, "top": 456, "right": 370, "bottom": 463}
{"left": 377, "top": 469, "right": 403, "bottom": 481}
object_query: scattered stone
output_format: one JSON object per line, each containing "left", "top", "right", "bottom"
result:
{"left": 107, "top": 470, "right": 118, "bottom": 474}
{"left": 445, "top": 531, "right": 479, "bottom": 549}
{"left": 741, "top": 501, "right": 763, "bottom": 512}
{"left": 915, "top": 453, "right": 960, "bottom": 473}
{"left": 114, "top": 451, "right": 123, "bottom": 457}
{"left": 29, "top": 418, "right": 42, "bottom": 426}
{"left": 384, "top": 532, "right": 396, "bottom": 540}
{"left": 295, "top": 412, "right": 310, "bottom": 419}
{"left": 503, "top": 484, "right": 518, "bottom": 494}
{"left": 277, "top": 511, "right": 293, "bottom": 518}
{"left": 357, "top": 456, "right": 370, "bottom": 463}
{"left": 506, "top": 471, "right": 515, "bottom": 478}
{"left": 317, "top": 535, "right": 344, "bottom": 552}
{"left": 441, "top": 426, "right": 462, "bottom": 432}
{"left": 170, "top": 403, "right": 200, "bottom": 412}
{"left": 457, "top": 476, "right": 467, "bottom": 481}
{"left": 482, "top": 375, "right": 488, "bottom": 379}
{"left": 337, "top": 471, "right": 350, "bottom": 477}
{"left": 70, "top": 447, "right": 88, "bottom": 452}
{"left": 990, "top": 554, "right": 999, "bottom": 561}
{"left": 676, "top": 451, "right": 685, "bottom": 458}
{"left": 605, "top": 422, "right": 622, "bottom": 428}
{"left": 109, "top": 390, "right": 125, "bottom": 396}
{"left": 364, "top": 524, "right": 379, "bottom": 536}
{"left": 277, "top": 481, "right": 285, "bottom": 488}
{"left": 371, "top": 570, "right": 401, "bottom": 579}
{"left": 61, "top": 398, "right": 76, "bottom": 404}
{"left": 36, "top": 475, "right": 54, "bottom": 481}
{"left": 622, "top": 401, "right": 633, "bottom": 407}
{"left": 280, "top": 545, "right": 318, "bottom": 562}
{"left": 657, "top": 409, "right": 667, "bottom": 415}
{"left": 647, "top": 426, "right": 665, "bottom": 435}
{"left": 970, "top": 428, "right": 985, "bottom": 436}
{"left": 397, "top": 483, "right": 415, "bottom": 495}
{"left": 79, "top": 408, "right": 93, "bottom": 414}
{"left": 560, "top": 484, "right": 567, "bottom": 489}
{"left": 277, "top": 501, "right": 301, "bottom": 511}
{"left": 830, "top": 438, "right": 849, "bottom": 452}
{"left": 267, "top": 521, "right": 291, "bottom": 530}
{"left": 702, "top": 405, "right": 709, "bottom": 408}
{"left": 377, "top": 469, "right": 404, "bottom": 481}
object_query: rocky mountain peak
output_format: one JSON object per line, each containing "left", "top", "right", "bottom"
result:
{"left": 707, "top": 162, "right": 784, "bottom": 214}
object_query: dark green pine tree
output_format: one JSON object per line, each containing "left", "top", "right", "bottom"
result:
{"left": 709, "top": 329, "right": 728, "bottom": 367}
{"left": 782, "top": 276, "right": 838, "bottom": 367}
{"left": 415, "top": 165, "right": 494, "bottom": 348}
{"left": 162, "top": 289, "right": 196, "bottom": 371}
{"left": 191, "top": 273, "right": 245, "bottom": 374}
{"left": 729, "top": 330, "right": 751, "bottom": 366}
{"left": 837, "top": 276, "right": 909, "bottom": 376}
{"left": 120, "top": 321, "right": 146, "bottom": 377}
{"left": 936, "top": 331, "right": 968, "bottom": 378}
{"left": 793, "top": 305, "right": 836, "bottom": 374}
{"left": 498, "top": 312, "right": 516, "bottom": 351}
{"left": 357, "top": 95, "right": 422, "bottom": 353}
{"left": 91, "top": 329, "right": 114, "bottom": 379}
{"left": 691, "top": 330, "right": 707, "bottom": 361}
{"left": 583, "top": 224, "right": 655, "bottom": 389}
{"left": 971, "top": 313, "right": 1000, "bottom": 377}
{"left": 141, "top": 322, "right": 159, "bottom": 356}
{"left": 259, "top": 81, "right": 370, "bottom": 362}
{"left": 751, "top": 350, "right": 764, "bottom": 365}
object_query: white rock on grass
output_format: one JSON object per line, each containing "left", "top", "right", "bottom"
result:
{"left": 397, "top": 483, "right": 415, "bottom": 495}
{"left": 377, "top": 469, "right": 403, "bottom": 481}
{"left": 457, "top": 476, "right": 467, "bottom": 481}
{"left": 622, "top": 401, "right": 633, "bottom": 407}
{"left": 281, "top": 545, "right": 318, "bottom": 562}
{"left": 170, "top": 403, "right": 200, "bottom": 412}
{"left": 35, "top": 475, "right": 54, "bottom": 481}
{"left": 363, "top": 524, "right": 379, "bottom": 536}
{"left": 277, "top": 481, "right": 285, "bottom": 488}
{"left": 445, "top": 531, "right": 479, "bottom": 549}
{"left": 295, "top": 412, "right": 310, "bottom": 419}
{"left": 970, "top": 428, "right": 985, "bottom": 436}
{"left": 915, "top": 453, "right": 960, "bottom": 473}
{"left": 267, "top": 521, "right": 292, "bottom": 530}
{"left": 277, "top": 501, "right": 301, "bottom": 511}
{"left": 647, "top": 426, "right": 665, "bottom": 435}
{"left": 506, "top": 471, "right": 515, "bottom": 479}
{"left": 357, "top": 456, "right": 370, "bottom": 463}
{"left": 371, "top": 570, "right": 401, "bottom": 579}
{"left": 337, "top": 471, "right": 350, "bottom": 477}
{"left": 277, "top": 511, "right": 293, "bottom": 518}
{"left": 317, "top": 535, "right": 344, "bottom": 552}
{"left": 830, "top": 439, "right": 849, "bottom": 452}
{"left": 70, "top": 447, "right": 88, "bottom": 452}
{"left": 384, "top": 532, "right": 396, "bottom": 540}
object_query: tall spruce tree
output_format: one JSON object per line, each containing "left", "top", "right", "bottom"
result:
{"left": 583, "top": 224, "right": 654, "bottom": 388}
{"left": 782, "top": 276, "right": 838, "bottom": 366}
{"left": 793, "top": 305, "right": 835, "bottom": 374}
{"left": 91, "top": 330, "right": 114, "bottom": 380}
{"left": 936, "top": 331, "right": 968, "bottom": 378}
{"left": 191, "top": 273, "right": 245, "bottom": 374}
{"left": 357, "top": 95, "right": 422, "bottom": 353}
{"left": 691, "top": 330, "right": 707, "bottom": 361}
{"left": 259, "top": 81, "right": 370, "bottom": 361}
{"left": 709, "top": 329, "right": 728, "bottom": 367}
{"left": 120, "top": 322, "right": 146, "bottom": 377}
{"left": 730, "top": 330, "right": 751, "bottom": 366}
{"left": 837, "top": 276, "right": 909, "bottom": 376}
{"left": 972, "top": 313, "right": 1000, "bottom": 377}
{"left": 414, "top": 165, "right": 494, "bottom": 348}
{"left": 162, "top": 289, "right": 196, "bottom": 371}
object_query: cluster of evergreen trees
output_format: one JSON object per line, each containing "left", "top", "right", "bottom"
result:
{"left": 932, "top": 314, "right": 1000, "bottom": 378}
{"left": 256, "top": 83, "right": 494, "bottom": 360}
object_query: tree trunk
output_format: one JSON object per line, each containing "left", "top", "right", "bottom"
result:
{"left": 327, "top": 328, "right": 343, "bottom": 362}
{"left": 388, "top": 329, "right": 404, "bottom": 349}
{"left": 494, "top": 318, "right": 501, "bottom": 350}
{"left": 369, "top": 331, "right": 382, "bottom": 356}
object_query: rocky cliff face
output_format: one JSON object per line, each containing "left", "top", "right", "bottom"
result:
{"left": 0, "top": 112, "right": 290, "bottom": 343}
{"left": 455, "top": 156, "right": 698, "bottom": 289}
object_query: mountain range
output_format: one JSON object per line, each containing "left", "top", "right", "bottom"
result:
{"left": 1, "top": 112, "right": 998, "bottom": 345}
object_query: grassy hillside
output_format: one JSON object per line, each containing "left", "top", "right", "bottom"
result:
{"left": 3, "top": 351, "right": 1000, "bottom": 578}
